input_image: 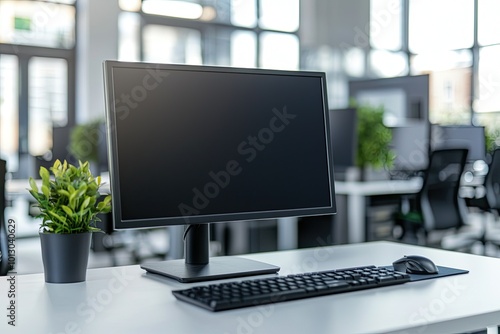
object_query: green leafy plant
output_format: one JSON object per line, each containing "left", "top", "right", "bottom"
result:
{"left": 485, "top": 126, "right": 500, "bottom": 154}
{"left": 354, "top": 102, "right": 395, "bottom": 170}
{"left": 28, "top": 160, "right": 111, "bottom": 234}
{"left": 69, "top": 119, "right": 104, "bottom": 163}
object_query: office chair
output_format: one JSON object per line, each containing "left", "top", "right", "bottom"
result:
{"left": 463, "top": 149, "right": 500, "bottom": 252}
{"left": 395, "top": 148, "right": 470, "bottom": 248}
{"left": 0, "top": 159, "right": 9, "bottom": 275}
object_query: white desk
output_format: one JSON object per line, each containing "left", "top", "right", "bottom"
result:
{"left": 268, "top": 179, "right": 423, "bottom": 250}
{"left": 2, "top": 241, "right": 499, "bottom": 334}
{"left": 335, "top": 179, "right": 423, "bottom": 243}
{"left": 273, "top": 179, "right": 423, "bottom": 249}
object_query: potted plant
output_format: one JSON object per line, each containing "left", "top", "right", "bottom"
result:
{"left": 28, "top": 159, "right": 111, "bottom": 283}
{"left": 353, "top": 102, "right": 395, "bottom": 180}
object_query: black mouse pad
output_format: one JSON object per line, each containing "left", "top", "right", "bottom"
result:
{"left": 383, "top": 265, "right": 469, "bottom": 282}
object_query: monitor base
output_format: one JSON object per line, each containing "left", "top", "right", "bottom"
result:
{"left": 141, "top": 256, "right": 280, "bottom": 283}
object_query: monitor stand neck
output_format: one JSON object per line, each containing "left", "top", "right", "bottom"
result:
{"left": 185, "top": 224, "right": 209, "bottom": 265}
{"left": 140, "top": 222, "right": 280, "bottom": 283}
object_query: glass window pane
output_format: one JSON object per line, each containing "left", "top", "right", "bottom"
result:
{"left": 0, "top": 55, "right": 19, "bottom": 172}
{"left": 343, "top": 48, "right": 365, "bottom": 77}
{"left": 409, "top": 0, "right": 474, "bottom": 53}
{"left": 475, "top": 45, "right": 500, "bottom": 113}
{"left": 231, "top": 31, "right": 257, "bottom": 68}
{"left": 143, "top": 25, "right": 202, "bottom": 64}
{"left": 28, "top": 57, "right": 68, "bottom": 157}
{"left": 118, "top": 12, "right": 140, "bottom": 61}
{"left": 0, "top": 1, "right": 75, "bottom": 49}
{"left": 119, "top": 0, "right": 141, "bottom": 12}
{"left": 428, "top": 68, "right": 472, "bottom": 125}
{"left": 478, "top": 0, "right": 500, "bottom": 46}
{"left": 231, "top": 0, "right": 257, "bottom": 27}
{"left": 411, "top": 50, "right": 472, "bottom": 73}
{"left": 45, "top": 0, "right": 75, "bottom": 4}
{"left": 369, "top": 50, "right": 408, "bottom": 77}
{"left": 370, "top": 0, "right": 403, "bottom": 50}
{"left": 259, "top": 0, "right": 299, "bottom": 32}
{"left": 142, "top": 0, "right": 203, "bottom": 19}
{"left": 259, "top": 32, "right": 299, "bottom": 70}
{"left": 411, "top": 51, "right": 472, "bottom": 124}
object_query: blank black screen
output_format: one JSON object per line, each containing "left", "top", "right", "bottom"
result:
{"left": 106, "top": 63, "right": 335, "bottom": 227}
{"left": 329, "top": 108, "right": 357, "bottom": 171}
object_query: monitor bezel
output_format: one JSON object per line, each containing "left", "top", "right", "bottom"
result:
{"left": 103, "top": 60, "right": 336, "bottom": 230}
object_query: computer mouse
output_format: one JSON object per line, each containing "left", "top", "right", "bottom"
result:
{"left": 392, "top": 255, "right": 439, "bottom": 275}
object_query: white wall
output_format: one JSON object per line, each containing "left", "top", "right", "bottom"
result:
{"left": 76, "top": 0, "right": 120, "bottom": 123}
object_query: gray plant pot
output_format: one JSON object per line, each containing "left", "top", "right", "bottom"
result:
{"left": 39, "top": 232, "right": 92, "bottom": 283}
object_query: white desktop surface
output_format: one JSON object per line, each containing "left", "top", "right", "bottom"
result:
{"left": 2, "top": 241, "right": 500, "bottom": 334}
{"left": 335, "top": 178, "right": 423, "bottom": 196}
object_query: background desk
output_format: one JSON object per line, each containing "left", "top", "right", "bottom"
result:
{"left": 2, "top": 241, "right": 499, "bottom": 334}
{"left": 335, "top": 178, "right": 423, "bottom": 243}
{"left": 275, "top": 179, "right": 423, "bottom": 251}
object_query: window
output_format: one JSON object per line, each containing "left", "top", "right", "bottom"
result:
{"left": 230, "top": 0, "right": 257, "bottom": 27}
{"left": 369, "top": 0, "right": 500, "bottom": 129}
{"left": 231, "top": 31, "right": 256, "bottom": 68}
{"left": 118, "top": 12, "right": 140, "bottom": 62}
{"left": 478, "top": 0, "right": 500, "bottom": 46}
{"left": 0, "top": 55, "right": 19, "bottom": 171}
{"left": 0, "top": 0, "right": 75, "bottom": 49}
{"left": 142, "top": 25, "right": 202, "bottom": 64}
{"left": 369, "top": 50, "right": 407, "bottom": 77}
{"left": 260, "top": 32, "right": 299, "bottom": 70}
{"left": 370, "top": 0, "right": 403, "bottom": 51}
{"left": 118, "top": 0, "right": 300, "bottom": 69}
{"left": 475, "top": 45, "right": 500, "bottom": 113}
{"left": 411, "top": 50, "right": 473, "bottom": 124}
{"left": 28, "top": 57, "right": 68, "bottom": 156}
{"left": 0, "top": 0, "right": 76, "bottom": 177}
{"left": 408, "top": 0, "right": 474, "bottom": 53}
{"left": 259, "top": 0, "right": 299, "bottom": 32}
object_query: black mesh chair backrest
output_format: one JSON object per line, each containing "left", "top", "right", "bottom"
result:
{"left": 0, "top": 159, "right": 8, "bottom": 275}
{"left": 485, "top": 149, "right": 500, "bottom": 211}
{"left": 418, "top": 149, "right": 468, "bottom": 232}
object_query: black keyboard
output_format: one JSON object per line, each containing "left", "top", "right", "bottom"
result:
{"left": 172, "top": 265, "right": 411, "bottom": 311}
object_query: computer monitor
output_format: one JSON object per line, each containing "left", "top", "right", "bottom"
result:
{"left": 103, "top": 61, "right": 336, "bottom": 282}
{"left": 431, "top": 125, "right": 486, "bottom": 162}
{"left": 391, "top": 123, "right": 430, "bottom": 173}
{"left": 329, "top": 108, "right": 357, "bottom": 177}
{"left": 349, "top": 75, "right": 431, "bottom": 173}
{"left": 348, "top": 75, "right": 429, "bottom": 127}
